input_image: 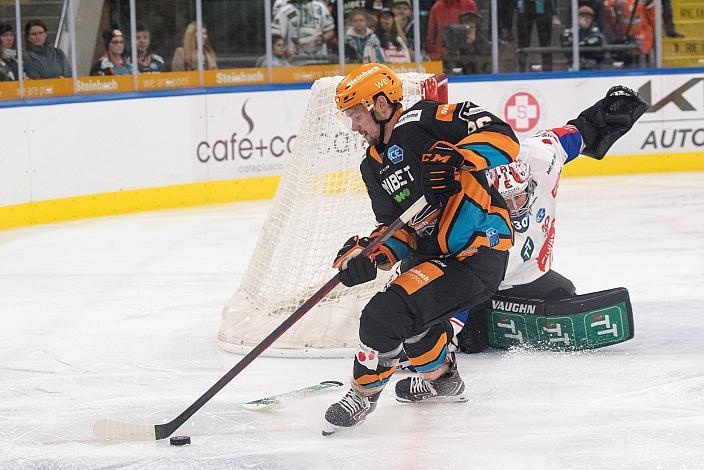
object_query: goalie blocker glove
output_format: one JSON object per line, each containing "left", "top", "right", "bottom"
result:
{"left": 421, "top": 141, "right": 465, "bottom": 206}
{"left": 567, "top": 85, "right": 648, "bottom": 160}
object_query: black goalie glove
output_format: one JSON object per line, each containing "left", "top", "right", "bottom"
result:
{"left": 567, "top": 85, "right": 648, "bottom": 160}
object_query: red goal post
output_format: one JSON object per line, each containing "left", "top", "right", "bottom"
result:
{"left": 219, "top": 73, "right": 448, "bottom": 358}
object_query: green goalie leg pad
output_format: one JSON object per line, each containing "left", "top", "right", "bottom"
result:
{"left": 486, "top": 287, "right": 634, "bottom": 351}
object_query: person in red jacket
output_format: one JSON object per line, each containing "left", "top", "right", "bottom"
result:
{"left": 426, "top": 0, "right": 478, "bottom": 60}
{"left": 605, "top": 0, "right": 655, "bottom": 64}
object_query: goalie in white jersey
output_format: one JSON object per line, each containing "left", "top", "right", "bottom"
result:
{"left": 453, "top": 85, "right": 648, "bottom": 353}
{"left": 490, "top": 125, "right": 579, "bottom": 292}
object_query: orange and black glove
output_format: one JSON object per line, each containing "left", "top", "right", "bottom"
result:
{"left": 421, "top": 141, "right": 464, "bottom": 206}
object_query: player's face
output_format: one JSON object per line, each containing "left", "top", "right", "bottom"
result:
{"left": 505, "top": 192, "right": 528, "bottom": 216}
{"left": 345, "top": 104, "right": 379, "bottom": 145}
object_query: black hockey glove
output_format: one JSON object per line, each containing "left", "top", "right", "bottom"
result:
{"left": 334, "top": 235, "right": 380, "bottom": 287}
{"left": 567, "top": 85, "right": 648, "bottom": 160}
{"left": 338, "top": 255, "right": 377, "bottom": 287}
{"left": 421, "top": 141, "right": 464, "bottom": 206}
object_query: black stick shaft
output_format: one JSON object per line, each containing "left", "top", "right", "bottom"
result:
{"left": 154, "top": 196, "right": 427, "bottom": 440}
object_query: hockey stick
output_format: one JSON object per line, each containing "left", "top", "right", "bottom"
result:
{"left": 242, "top": 380, "right": 344, "bottom": 410}
{"left": 94, "top": 195, "right": 429, "bottom": 441}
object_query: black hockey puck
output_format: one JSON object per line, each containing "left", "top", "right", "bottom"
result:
{"left": 170, "top": 436, "right": 191, "bottom": 446}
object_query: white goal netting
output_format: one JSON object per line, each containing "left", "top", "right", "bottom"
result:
{"left": 219, "top": 73, "right": 447, "bottom": 357}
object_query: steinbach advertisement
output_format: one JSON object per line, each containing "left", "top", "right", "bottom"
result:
{"left": 450, "top": 72, "right": 704, "bottom": 157}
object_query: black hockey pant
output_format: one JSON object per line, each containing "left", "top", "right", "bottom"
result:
{"left": 352, "top": 247, "right": 508, "bottom": 394}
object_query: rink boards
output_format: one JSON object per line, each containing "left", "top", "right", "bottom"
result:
{"left": 1, "top": 68, "right": 703, "bottom": 229}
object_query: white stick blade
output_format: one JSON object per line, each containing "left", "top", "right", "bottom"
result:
{"left": 241, "top": 400, "right": 282, "bottom": 411}
{"left": 93, "top": 419, "right": 156, "bottom": 441}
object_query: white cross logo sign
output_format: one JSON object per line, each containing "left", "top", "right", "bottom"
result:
{"left": 504, "top": 92, "right": 540, "bottom": 132}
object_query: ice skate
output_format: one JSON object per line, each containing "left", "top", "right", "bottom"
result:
{"left": 395, "top": 354, "right": 467, "bottom": 403}
{"left": 322, "top": 388, "right": 380, "bottom": 436}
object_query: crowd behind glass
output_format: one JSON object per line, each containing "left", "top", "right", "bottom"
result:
{"left": 0, "top": 0, "right": 685, "bottom": 85}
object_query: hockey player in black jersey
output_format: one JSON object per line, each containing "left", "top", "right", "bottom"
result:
{"left": 322, "top": 63, "right": 521, "bottom": 435}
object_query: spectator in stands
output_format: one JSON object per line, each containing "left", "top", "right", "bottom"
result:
{"left": 498, "top": 0, "right": 517, "bottom": 42}
{"left": 363, "top": 8, "right": 411, "bottom": 63}
{"left": 91, "top": 29, "right": 132, "bottom": 76}
{"left": 516, "top": 0, "right": 556, "bottom": 72}
{"left": 578, "top": 0, "right": 604, "bottom": 31}
{"left": 341, "top": 0, "right": 370, "bottom": 21}
{"left": 560, "top": 5, "right": 605, "bottom": 69}
{"left": 392, "top": 0, "right": 415, "bottom": 50}
{"left": 172, "top": 21, "right": 218, "bottom": 71}
{"left": 0, "top": 22, "right": 19, "bottom": 82}
{"left": 345, "top": 9, "right": 376, "bottom": 63}
{"left": 605, "top": 0, "right": 655, "bottom": 65}
{"left": 426, "top": 0, "right": 478, "bottom": 61}
{"left": 272, "top": 0, "right": 336, "bottom": 62}
{"left": 449, "top": 10, "right": 491, "bottom": 73}
{"left": 256, "top": 34, "right": 292, "bottom": 67}
{"left": 23, "top": 19, "right": 70, "bottom": 79}
{"left": 662, "top": 0, "right": 683, "bottom": 38}
{"left": 133, "top": 24, "right": 167, "bottom": 73}
{"left": 272, "top": 0, "right": 289, "bottom": 18}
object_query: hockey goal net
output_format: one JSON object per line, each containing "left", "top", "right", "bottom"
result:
{"left": 219, "top": 72, "right": 448, "bottom": 358}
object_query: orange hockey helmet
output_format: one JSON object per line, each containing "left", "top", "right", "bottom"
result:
{"left": 335, "top": 63, "right": 403, "bottom": 112}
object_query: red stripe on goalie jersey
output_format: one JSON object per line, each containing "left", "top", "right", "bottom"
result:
{"left": 437, "top": 172, "right": 513, "bottom": 256}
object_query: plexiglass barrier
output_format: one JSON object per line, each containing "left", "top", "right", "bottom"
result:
{"left": 0, "top": 0, "right": 700, "bottom": 101}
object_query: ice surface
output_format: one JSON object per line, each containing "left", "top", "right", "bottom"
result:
{"left": 1, "top": 173, "right": 704, "bottom": 469}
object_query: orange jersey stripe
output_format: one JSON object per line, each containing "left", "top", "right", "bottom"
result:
{"left": 437, "top": 172, "right": 494, "bottom": 253}
{"left": 355, "top": 365, "right": 398, "bottom": 386}
{"left": 455, "top": 131, "right": 520, "bottom": 170}
{"left": 408, "top": 332, "right": 448, "bottom": 367}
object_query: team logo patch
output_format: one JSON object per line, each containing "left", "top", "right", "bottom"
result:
{"left": 356, "top": 342, "right": 379, "bottom": 370}
{"left": 387, "top": 145, "right": 404, "bottom": 164}
{"left": 521, "top": 237, "right": 535, "bottom": 261}
{"left": 486, "top": 227, "right": 499, "bottom": 247}
{"left": 536, "top": 208, "right": 546, "bottom": 223}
